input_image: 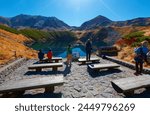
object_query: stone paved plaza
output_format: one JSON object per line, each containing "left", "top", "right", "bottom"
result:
{"left": 1, "top": 58, "right": 150, "bottom": 98}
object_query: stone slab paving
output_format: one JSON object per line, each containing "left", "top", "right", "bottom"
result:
{"left": 1, "top": 58, "right": 150, "bottom": 98}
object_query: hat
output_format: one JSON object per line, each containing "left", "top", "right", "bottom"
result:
{"left": 141, "top": 40, "right": 148, "bottom": 46}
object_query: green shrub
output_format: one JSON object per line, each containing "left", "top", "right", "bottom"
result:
{"left": 0, "top": 24, "right": 20, "bottom": 34}
{"left": 123, "top": 31, "right": 144, "bottom": 40}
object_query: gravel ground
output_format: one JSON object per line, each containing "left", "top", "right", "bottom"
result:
{"left": 1, "top": 57, "right": 150, "bottom": 98}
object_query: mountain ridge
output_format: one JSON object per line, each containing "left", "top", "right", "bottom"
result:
{"left": 0, "top": 14, "right": 150, "bottom": 30}
{"left": 0, "top": 14, "right": 71, "bottom": 30}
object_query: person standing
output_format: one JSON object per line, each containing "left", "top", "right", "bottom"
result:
{"left": 38, "top": 49, "right": 44, "bottom": 62}
{"left": 85, "top": 39, "right": 92, "bottom": 61}
{"left": 66, "top": 44, "right": 72, "bottom": 65}
{"left": 134, "top": 41, "right": 149, "bottom": 75}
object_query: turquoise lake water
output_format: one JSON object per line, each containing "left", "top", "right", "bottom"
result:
{"left": 57, "top": 47, "right": 86, "bottom": 58}
{"left": 39, "top": 46, "right": 86, "bottom": 58}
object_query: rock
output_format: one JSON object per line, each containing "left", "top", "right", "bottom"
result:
{"left": 85, "top": 92, "right": 94, "bottom": 98}
{"left": 74, "top": 85, "right": 81, "bottom": 92}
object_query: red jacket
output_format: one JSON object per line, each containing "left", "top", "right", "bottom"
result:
{"left": 47, "top": 51, "right": 52, "bottom": 59}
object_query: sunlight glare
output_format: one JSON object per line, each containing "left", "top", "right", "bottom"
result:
{"left": 66, "top": 0, "right": 91, "bottom": 11}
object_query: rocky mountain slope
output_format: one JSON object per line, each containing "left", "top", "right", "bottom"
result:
{"left": 79, "top": 15, "right": 150, "bottom": 30}
{"left": 0, "top": 28, "right": 37, "bottom": 65}
{"left": 0, "top": 14, "right": 71, "bottom": 30}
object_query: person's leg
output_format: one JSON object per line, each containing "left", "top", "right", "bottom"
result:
{"left": 139, "top": 62, "right": 143, "bottom": 74}
{"left": 89, "top": 51, "right": 91, "bottom": 61}
{"left": 135, "top": 62, "right": 139, "bottom": 75}
{"left": 86, "top": 51, "right": 88, "bottom": 61}
{"left": 67, "top": 55, "right": 69, "bottom": 65}
{"left": 69, "top": 55, "right": 72, "bottom": 65}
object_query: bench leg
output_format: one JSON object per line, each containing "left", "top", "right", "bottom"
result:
{"left": 92, "top": 61, "right": 98, "bottom": 63}
{"left": 45, "top": 86, "right": 54, "bottom": 93}
{"left": 52, "top": 67, "right": 58, "bottom": 71}
{"left": 36, "top": 68, "right": 42, "bottom": 72}
{"left": 2, "top": 93, "right": 10, "bottom": 98}
{"left": 2, "top": 91, "right": 25, "bottom": 98}
{"left": 124, "top": 91, "right": 134, "bottom": 97}
{"left": 146, "top": 87, "right": 150, "bottom": 90}
{"left": 82, "top": 62, "right": 86, "bottom": 64}
{"left": 55, "top": 60, "right": 59, "bottom": 63}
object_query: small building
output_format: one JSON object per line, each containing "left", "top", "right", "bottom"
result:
{"left": 98, "top": 46, "right": 118, "bottom": 56}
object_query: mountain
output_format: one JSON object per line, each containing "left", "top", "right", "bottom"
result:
{"left": 0, "top": 14, "right": 71, "bottom": 30}
{"left": 0, "top": 14, "right": 150, "bottom": 30}
{"left": 112, "top": 17, "right": 150, "bottom": 26}
{"left": 80, "top": 15, "right": 112, "bottom": 30}
{"left": 0, "top": 16, "right": 11, "bottom": 25}
{"left": 80, "top": 15, "right": 150, "bottom": 30}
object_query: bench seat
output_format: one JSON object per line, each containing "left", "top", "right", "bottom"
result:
{"left": 0, "top": 75, "right": 64, "bottom": 95}
{"left": 111, "top": 75, "right": 150, "bottom": 96}
{"left": 42, "top": 57, "right": 62, "bottom": 63}
{"left": 28, "top": 63, "right": 63, "bottom": 72}
{"left": 78, "top": 57, "right": 100, "bottom": 64}
{"left": 88, "top": 63, "right": 120, "bottom": 71}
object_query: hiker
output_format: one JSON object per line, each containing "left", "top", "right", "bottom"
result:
{"left": 134, "top": 41, "right": 149, "bottom": 75}
{"left": 38, "top": 49, "right": 44, "bottom": 62}
{"left": 147, "top": 51, "right": 150, "bottom": 64}
{"left": 47, "top": 49, "right": 53, "bottom": 62}
{"left": 66, "top": 44, "right": 72, "bottom": 65}
{"left": 85, "top": 39, "right": 92, "bottom": 61}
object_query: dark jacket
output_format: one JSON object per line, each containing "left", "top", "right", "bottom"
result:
{"left": 85, "top": 41, "right": 92, "bottom": 52}
{"left": 38, "top": 51, "right": 44, "bottom": 60}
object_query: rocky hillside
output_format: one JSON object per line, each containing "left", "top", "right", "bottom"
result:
{"left": 80, "top": 15, "right": 112, "bottom": 30}
{"left": 112, "top": 18, "right": 150, "bottom": 27}
{"left": 75, "top": 27, "right": 122, "bottom": 48}
{"left": 114, "top": 26, "right": 150, "bottom": 67}
{"left": 0, "top": 27, "right": 37, "bottom": 65}
{"left": 0, "top": 14, "right": 71, "bottom": 30}
{"left": 1, "top": 14, "right": 150, "bottom": 31}
{"left": 79, "top": 15, "right": 150, "bottom": 30}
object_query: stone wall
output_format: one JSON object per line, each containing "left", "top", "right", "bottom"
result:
{"left": 0, "top": 58, "right": 27, "bottom": 83}
{"left": 106, "top": 56, "right": 150, "bottom": 74}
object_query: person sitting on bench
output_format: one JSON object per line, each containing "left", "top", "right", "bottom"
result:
{"left": 47, "top": 49, "right": 53, "bottom": 62}
{"left": 38, "top": 49, "right": 44, "bottom": 63}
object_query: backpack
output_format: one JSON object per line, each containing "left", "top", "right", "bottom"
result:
{"left": 140, "top": 47, "right": 147, "bottom": 62}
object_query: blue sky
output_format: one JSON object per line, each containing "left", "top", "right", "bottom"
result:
{"left": 0, "top": 0, "right": 150, "bottom": 26}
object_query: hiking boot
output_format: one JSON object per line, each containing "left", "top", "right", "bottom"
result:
{"left": 134, "top": 72, "right": 139, "bottom": 76}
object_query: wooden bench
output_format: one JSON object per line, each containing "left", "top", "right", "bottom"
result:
{"left": 42, "top": 57, "right": 62, "bottom": 63}
{"left": 0, "top": 75, "right": 64, "bottom": 96}
{"left": 78, "top": 57, "right": 100, "bottom": 64}
{"left": 88, "top": 63, "right": 120, "bottom": 71}
{"left": 28, "top": 63, "right": 63, "bottom": 72}
{"left": 111, "top": 75, "right": 150, "bottom": 96}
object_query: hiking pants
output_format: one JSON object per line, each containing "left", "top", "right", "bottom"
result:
{"left": 135, "top": 62, "right": 143, "bottom": 73}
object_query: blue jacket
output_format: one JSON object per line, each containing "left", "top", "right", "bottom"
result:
{"left": 134, "top": 46, "right": 149, "bottom": 62}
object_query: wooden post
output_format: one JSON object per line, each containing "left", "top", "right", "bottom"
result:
{"left": 14, "top": 51, "right": 17, "bottom": 59}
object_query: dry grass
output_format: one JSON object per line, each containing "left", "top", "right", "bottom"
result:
{"left": 114, "top": 26, "right": 150, "bottom": 68}
{"left": 0, "top": 29, "right": 37, "bottom": 65}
